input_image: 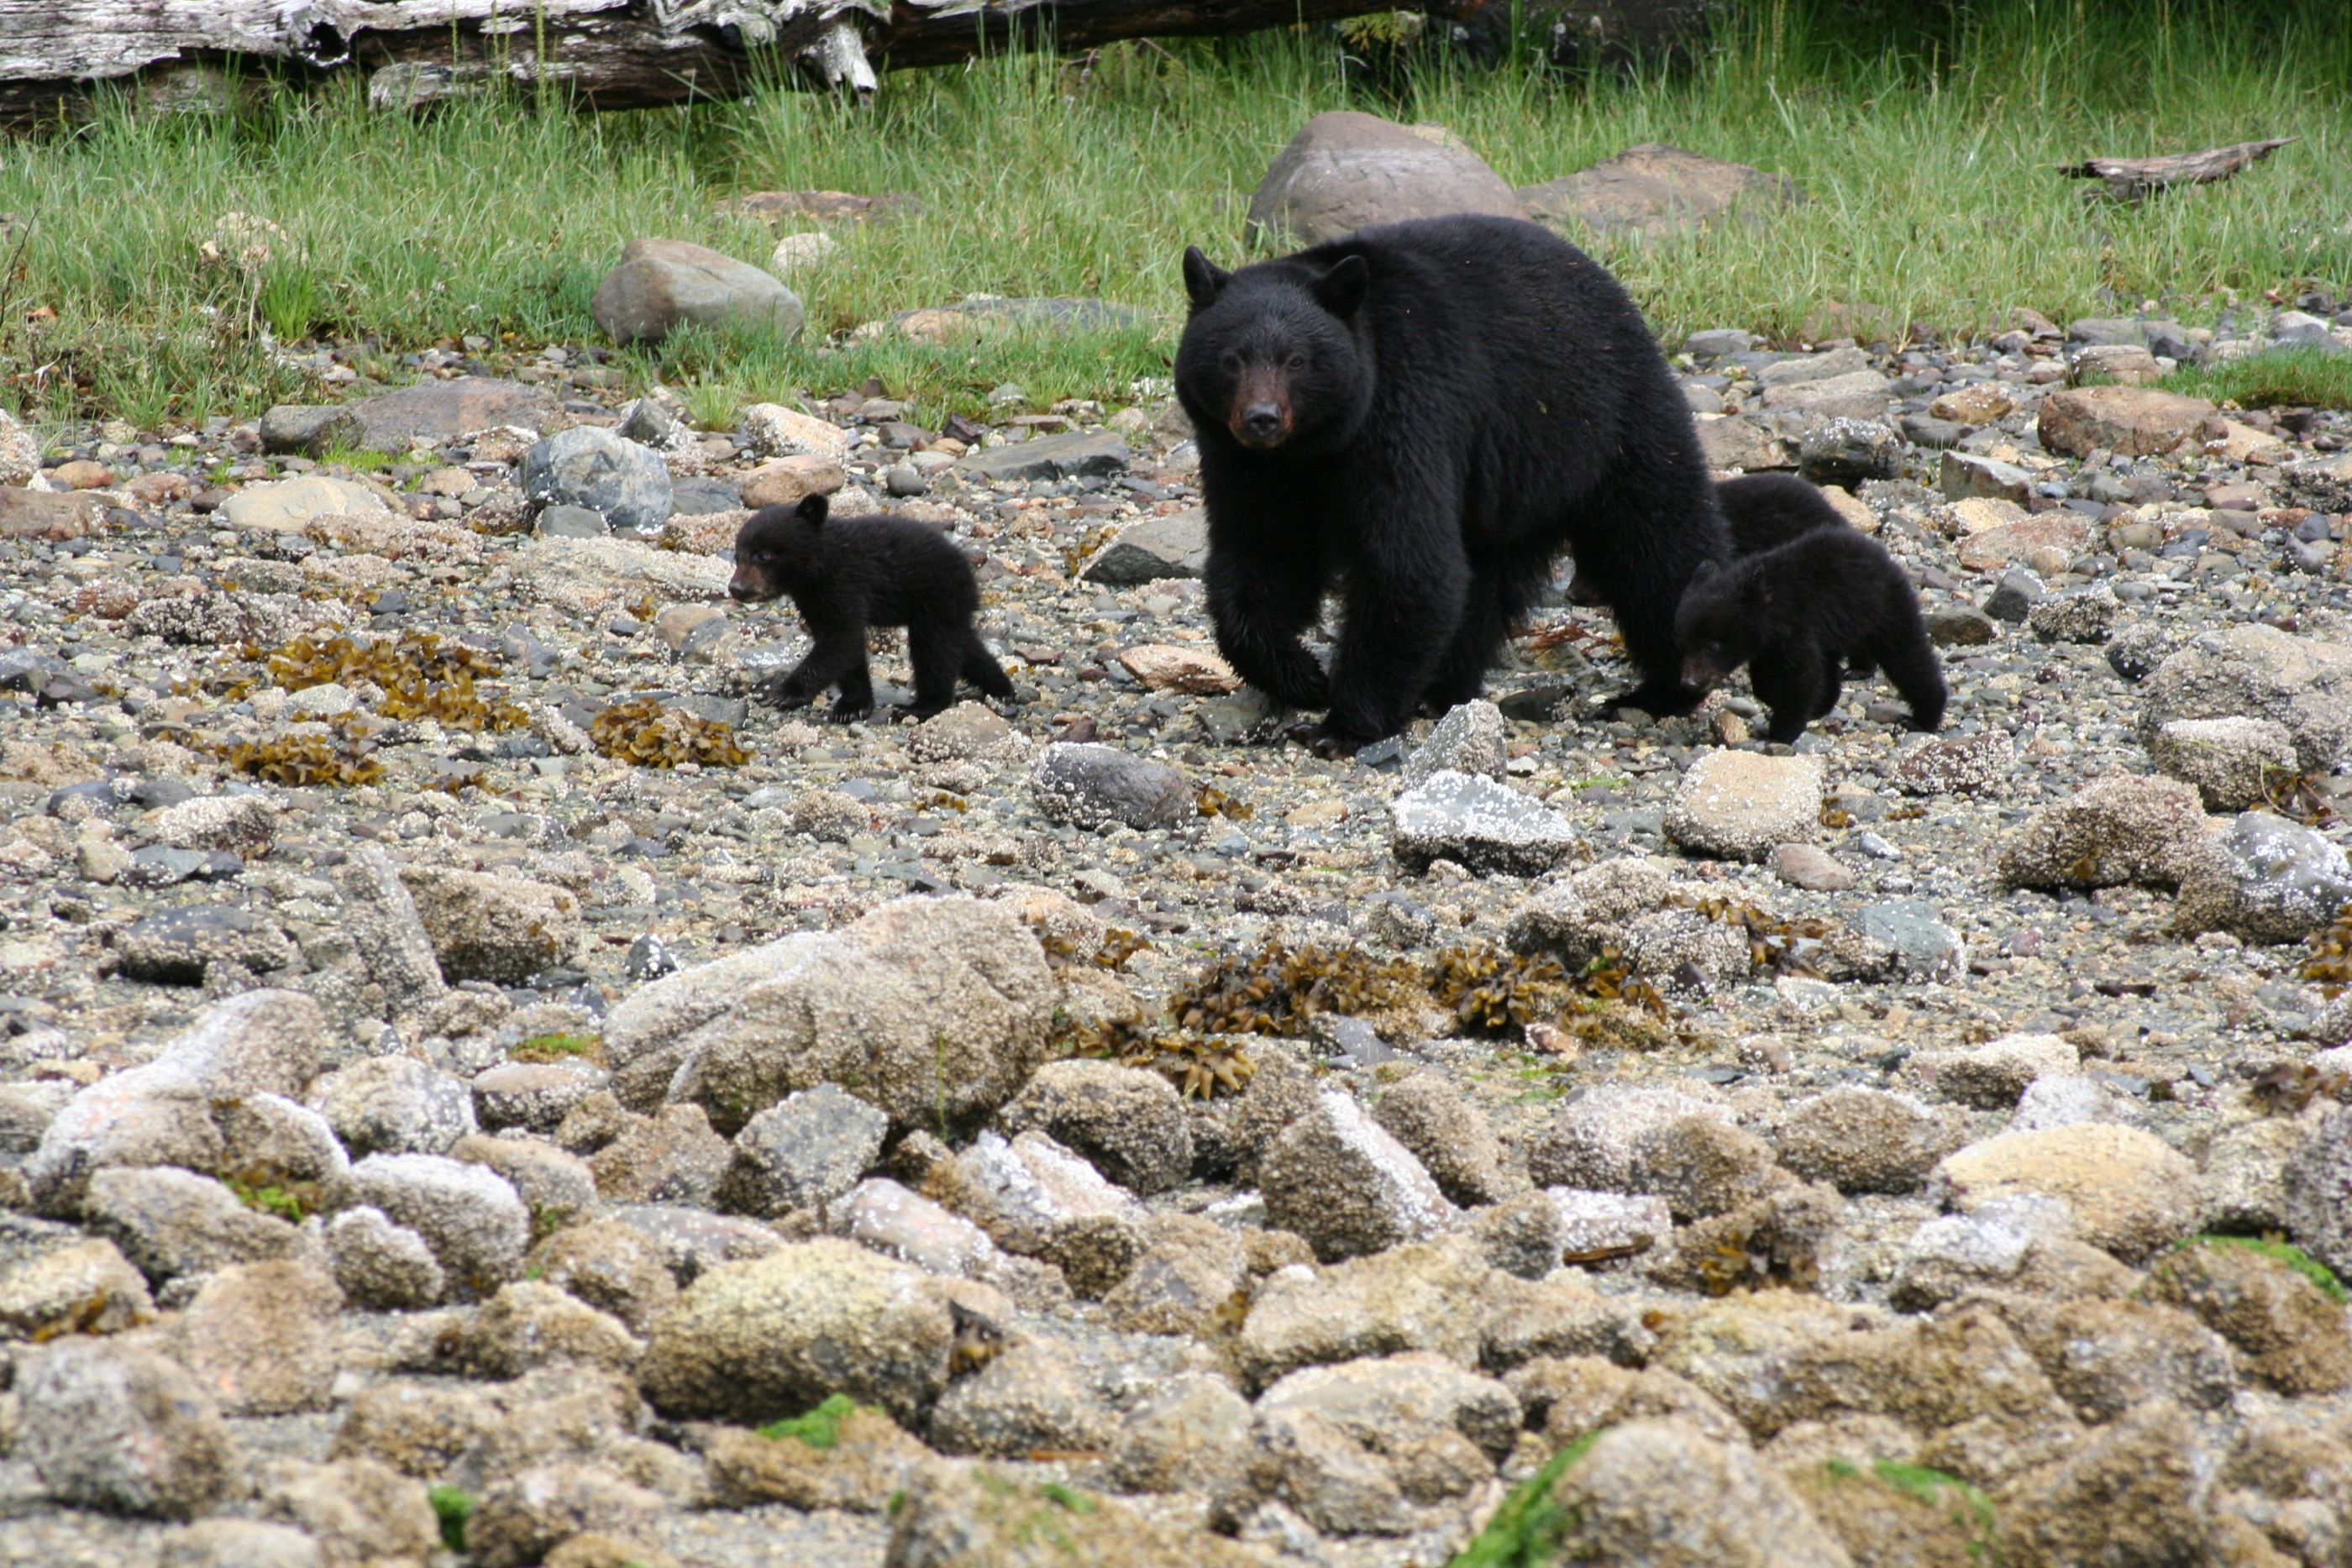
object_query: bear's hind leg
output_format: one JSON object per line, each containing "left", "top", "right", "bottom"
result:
{"left": 1424, "top": 553, "right": 1545, "bottom": 713}
{"left": 1872, "top": 612, "right": 1948, "bottom": 733}
{"left": 962, "top": 632, "right": 1015, "bottom": 700}
{"left": 1812, "top": 648, "right": 1845, "bottom": 718}
{"left": 906, "top": 621, "right": 979, "bottom": 720}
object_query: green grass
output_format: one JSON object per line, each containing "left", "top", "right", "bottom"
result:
{"left": 1824, "top": 1459, "right": 1999, "bottom": 1563}
{"left": 755, "top": 1392, "right": 867, "bottom": 1449}
{"left": 2160, "top": 344, "right": 2352, "bottom": 409}
{"left": 427, "top": 1484, "right": 473, "bottom": 1553}
{"left": 2185, "top": 1233, "right": 2349, "bottom": 1301}
{"left": 1449, "top": 1429, "right": 1601, "bottom": 1568}
{"left": 0, "top": 1, "right": 2346, "bottom": 432}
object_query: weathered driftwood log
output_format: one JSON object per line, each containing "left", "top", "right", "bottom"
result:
{"left": 2061, "top": 137, "right": 2294, "bottom": 203}
{"left": 0, "top": 0, "right": 1482, "bottom": 125}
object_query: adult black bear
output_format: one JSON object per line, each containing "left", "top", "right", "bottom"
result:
{"left": 1674, "top": 527, "right": 1946, "bottom": 743}
{"left": 728, "top": 496, "right": 1013, "bottom": 721}
{"left": 1176, "top": 213, "right": 1727, "bottom": 750}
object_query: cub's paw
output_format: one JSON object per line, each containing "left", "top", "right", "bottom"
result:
{"left": 822, "top": 701, "right": 875, "bottom": 726}
{"left": 756, "top": 681, "right": 814, "bottom": 711}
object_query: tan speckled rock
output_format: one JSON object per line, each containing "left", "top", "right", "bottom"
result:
{"left": 652, "top": 895, "right": 1058, "bottom": 1135}
{"left": 1544, "top": 1418, "right": 1854, "bottom": 1566}
{"left": 1995, "top": 771, "right": 2215, "bottom": 890}
{"left": 1777, "top": 1088, "right": 1962, "bottom": 1194}
{"left": 172, "top": 1260, "right": 343, "bottom": 1414}
{"left": 638, "top": 1238, "right": 953, "bottom": 1424}
{"left": 1930, "top": 1125, "right": 2199, "bottom": 1262}
{"left": 1664, "top": 751, "right": 1824, "bottom": 862}
{"left": 1259, "top": 1089, "right": 1457, "bottom": 1261}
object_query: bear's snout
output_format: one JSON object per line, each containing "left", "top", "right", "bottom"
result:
{"left": 1229, "top": 366, "right": 1294, "bottom": 448}
{"left": 727, "top": 567, "right": 772, "bottom": 603}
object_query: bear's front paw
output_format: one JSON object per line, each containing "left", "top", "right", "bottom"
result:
{"left": 823, "top": 701, "right": 874, "bottom": 725}
{"left": 1284, "top": 720, "right": 1375, "bottom": 761}
{"left": 758, "top": 680, "right": 814, "bottom": 711}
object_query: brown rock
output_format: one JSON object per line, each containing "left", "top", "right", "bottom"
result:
{"left": 1956, "top": 513, "right": 2092, "bottom": 573}
{"left": 1117, "top": 643, "right": 1242, "bottom": 695}
{"left": 0, "top": 486, "right": 107, "bottom": 541}
{"left": 2036, "top": 385, "right": 2216, "bottom": 458}
{"left": 738, "top": 455, "right": 846, "bottom": 510}
{"left": 1927, "top": 383, "right": 2017, "bottom": 424}
{"left": 1520, "top": 143, "right": 1799, "bottom": 243}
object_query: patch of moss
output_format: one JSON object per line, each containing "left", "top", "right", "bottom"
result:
{"left": 2160, "top": 344, "right": 2352, "bottom": 412}
{"left": 589, "top": 695, "right": 750, "bottom": 768}
{"left": 1822, "top": 1460, "right": 1998, "bottom": 1561}
{"left": 428, "top": 1484, "right": 473, "bottom": 1553}
{"left": 2187, "top": 1234, "right": 2349, "bottom": 1303}
{"left": 247, "top": 631, "right": 528, "bottom": 732}
{"left": 1448, "top": 1429, "right": 1602, "bottom": 1568}
{"left": 510, "top": 1031, "right": 602, "bottom": 1063}
{"left": 222, "top": 712, "right": 385, "bottom": 786}
{"left": 1037, "top": 1481, "right": 1097, "bottom": 1514}
{"left": 756, "top": 1392, "right": 866, "bottom": 1449}
{"left": 225, "top": 1174, "right": 322, "bottom": 1223}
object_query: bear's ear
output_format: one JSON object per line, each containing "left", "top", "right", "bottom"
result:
{"left": 796, "top": 494, "right": 830, "bottom": 527}
{"left": 1317, "top": 254, "right": 1369, "bottom": 317}
{"left": 1182, "top": 247, "right": 1230, "bottom": 311}
{"left": 1689, "top": 558, "right": 1719, "bottom": 583}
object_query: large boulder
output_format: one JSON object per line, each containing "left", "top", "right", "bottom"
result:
{"left": 1996, "top": 773, "right": 2213, "bottom": 890}
{"left": 17, "top": 1341, "right": 243, "bottom": 1519}
{"left": 607, "top": 895, "right": 1058, "bottom": 1134}
{"left": 297, "top": 376, "right": 558, "bottom": 456}
{"left": 2036, "top": 385, "right": 2216, "bottom": 458}
{"left": 591, "top": 238, "right": 803, "bottom": 346}
{"left": 2137, "top": 623, "right": 2352, "bottom": 770}
{"left": 517, "top": 427, "right": 675, "bottom": 533}
{"left": 2171, "top": 810, "right": 2352, "bottom": 943}
{"left": 1247, "top": 112, "right": 1522, "bottom": 246}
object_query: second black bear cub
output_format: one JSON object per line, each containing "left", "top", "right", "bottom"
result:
{"left": 1716, "top": 473, "right": 1847, "bottom": 556}
{"left": 728, "top": 496, "right": 1012, "bottom": 721}
{"left": 1674, "top": 527, "right": 1946, "bottom": 744}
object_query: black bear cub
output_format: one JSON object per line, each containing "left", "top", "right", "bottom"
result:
{"left": 728, "top": 496, "right": 1013, "bottom": 721}
{"left": 1572, "top": 472, "right": 1843, "bottom": 605}
{"left": 1176, "top": 214, "right": 1728, "bottom": 751}
{"left": 1674, "top": 527, "right": 1946, "bottom": 744}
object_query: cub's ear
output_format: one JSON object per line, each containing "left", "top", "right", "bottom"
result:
{"left": 1689, "top": 558, "right": 1719, "bottom": 582}
{"left": 1317, "top": 254, "right": 1369, "bottom": 317}
{"left": 796, "top": 494, "right": 830, "bottom": 527}
{"left": 1182, "top": 246, "right": 1230, "bottom": 311}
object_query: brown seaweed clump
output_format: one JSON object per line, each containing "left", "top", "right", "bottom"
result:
{"left": 223, "top": 715, "right": 385, "bottom": 786}
{"left": 248, "top": 632, "right": 527, "bottom": 732}
{"left": 589, "top": 697, "right": 750, "bottom": 768}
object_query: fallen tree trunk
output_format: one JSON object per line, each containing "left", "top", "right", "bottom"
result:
{"left": 0, "top": 0, "right": 1484, "bottom": 125}
{"left": 2061, "top": 137, "right": 2295, "bottom": 203}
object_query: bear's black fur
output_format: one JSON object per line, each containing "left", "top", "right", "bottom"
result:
{"left": 1716, "top": 473, "right": 1849, "bottom": 557}
{"left": 1175, "top": 214, "right": 1728, "bottom": 748}
{"left": 728, "top": 496, "right": 1013, "bottom": 721}
{"left": 1673, "top": 527, "right": 1946, "bottom": 744}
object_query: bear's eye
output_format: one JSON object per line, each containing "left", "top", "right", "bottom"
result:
{"left": 1219, "top": 352, "right": 1242, "bottom": 375}
{"left": 1285, "top": 353, "right": 1308, "bottom": 371}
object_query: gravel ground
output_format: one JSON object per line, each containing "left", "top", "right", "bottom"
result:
{"left": 3, "top": 307, "right": 2352, "bottom": 1567}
